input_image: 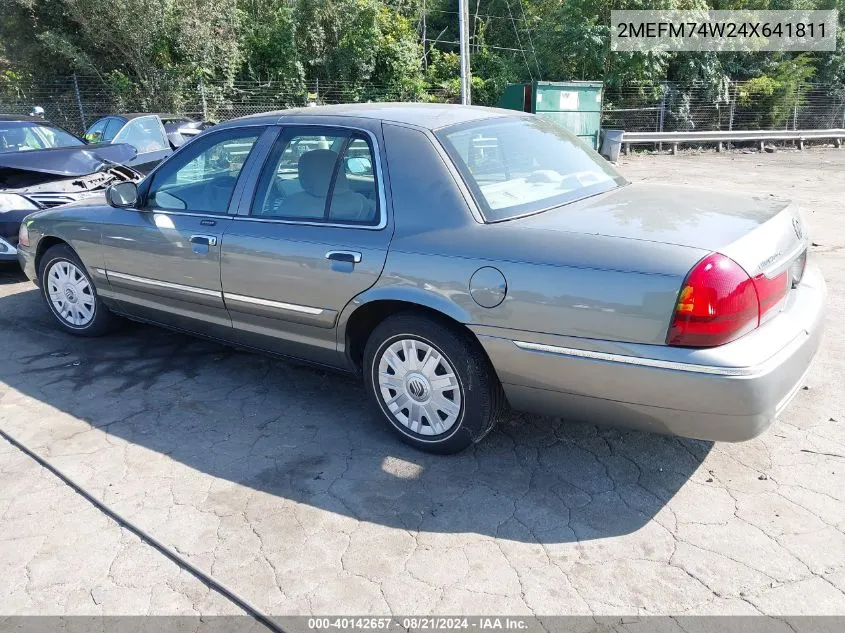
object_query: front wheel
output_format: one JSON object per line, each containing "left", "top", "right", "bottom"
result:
{"left": 363, "top": 313, "right": 507, "bottom": 454}
{"left": 39, "top": 244, "right": 114, "bottom": 337}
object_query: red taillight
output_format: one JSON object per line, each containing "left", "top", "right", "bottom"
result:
{"left": 667, "top": 254, "right": 759, "bottom": 347}
{"left": 753, "top": 270, "right": 789, "bottom": 316}
{"left": 667, "top": 252, "right": 790, "bottom": 348}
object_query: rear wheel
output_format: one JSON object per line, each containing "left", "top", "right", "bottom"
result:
{"left": 363, "top": 313, "right": 507, "bottom": 454}
{"left": 39, "top": 244, "right": 114, "bottom": 337}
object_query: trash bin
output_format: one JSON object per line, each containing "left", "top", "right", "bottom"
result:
{"left": 498, "top": 81, "right": 604, "bottom": 149}
{"left": 600, "top": 129, "right": 624, "bottom": 162}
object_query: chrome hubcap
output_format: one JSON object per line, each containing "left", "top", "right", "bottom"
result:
{"left": 378, "top": 338, "right": 462, "bottom": 436}
{"left": 47, "top": 260, "right": 95, "bottom": 327}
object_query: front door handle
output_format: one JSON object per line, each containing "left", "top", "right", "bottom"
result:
{"left": 190, "top": 235, "right": 218, "bottom": 247}
{"left": 325, "top": 250, "right": 362, "bottom": 264}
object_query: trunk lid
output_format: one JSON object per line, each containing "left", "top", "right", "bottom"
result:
{"left": 516, "top": 182, "right": 807, "bottom": 278}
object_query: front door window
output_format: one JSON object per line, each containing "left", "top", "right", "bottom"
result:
{"left": 146, "top": 130, "right": 261, "bottom": 214}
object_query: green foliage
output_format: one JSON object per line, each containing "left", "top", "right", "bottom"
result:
{"left": 0, "top": 0, "right": 842, "bottom": 118}
{"left": 469, "top": 48, "right": 516, "bottom": 105}
{"left": 0, "top": 69, "right": 27, "bottom": 100}
{"left": 238, "top": 2, "right": 306, "bottom": 104}
{"left": 425, "top": 49, "right": 461, "bottom": 101}
{"left": 738, "top": 54, "right": 817, "bottom": 126}
{"left": 327, "top": 0, "right": 426, "bottom": 101}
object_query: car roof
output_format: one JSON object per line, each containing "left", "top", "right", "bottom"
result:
{"left": 0, "top": 114, "right": 59, "bottom": 123}
{"left": 90, "top": 113, "right": 191, "bottom": 124}
{"left": 216, "top": 103, "right": 524, "bottom": 131}
{"left": 127, "top": 113, "right": 192, "bottom": 121}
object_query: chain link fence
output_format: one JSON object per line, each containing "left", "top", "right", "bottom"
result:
{"left": 2, "top": 74, "right": 843, "bottom": 136}
{"left": 602, "top": 81, "right": 845, "bottom": 134}
{"left": 0, "top": 75, "right": 453, "bottom": 134}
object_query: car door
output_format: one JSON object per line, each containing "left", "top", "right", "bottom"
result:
{"left": 221, "top": 122, "right": 393, "bottom": 367}
{"left": 112, "top": 115, "right": 173, "bottom": 173}
{"left": 101, "top": 125, "right": 270, "bottom": 335}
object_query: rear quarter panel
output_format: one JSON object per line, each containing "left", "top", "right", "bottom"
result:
{"left": 374, "top": 237, "right": 696, "bottom": 345}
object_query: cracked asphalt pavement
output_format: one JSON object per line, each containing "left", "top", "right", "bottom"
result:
{"left": 1, "top": 148, "right": 844, "bottom": 617}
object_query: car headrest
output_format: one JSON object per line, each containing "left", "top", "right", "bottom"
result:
{"left": 298, "top": 149, "right": 341, "bottom": 197}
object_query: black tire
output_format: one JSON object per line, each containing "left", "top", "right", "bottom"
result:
{"left": 363, "top": 312, "right": 507, "bottom": 454}
{"left": 39, "top": 244, "right": 114, "bottom": 337}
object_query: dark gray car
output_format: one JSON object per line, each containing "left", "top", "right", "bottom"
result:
{"left": 17, "top": 104, "right": 826, "bottom": 454}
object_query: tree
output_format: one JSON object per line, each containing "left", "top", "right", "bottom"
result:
{"left": 0, "top": 0, "right": 241, "bottom": 110}
{"left": 739, "top": 54, "right": 817, "bottom": 127}
{"left": 0, "top": 0, "right": 842, "bottom": 124}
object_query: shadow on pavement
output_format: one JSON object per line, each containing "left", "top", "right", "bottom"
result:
{"left": 0, "top": 285, "right": 712, "bottom": 543}
{"left": 0, "top": 264, "right": 26, "bottom": 285}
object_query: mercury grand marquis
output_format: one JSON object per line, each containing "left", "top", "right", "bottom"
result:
{"left": 17, "top": 104, "right": 826, "bottom": 453}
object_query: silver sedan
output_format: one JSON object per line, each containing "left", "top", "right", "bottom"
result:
{"left": 17, "top": 104, "right": 826, "bottom": 454}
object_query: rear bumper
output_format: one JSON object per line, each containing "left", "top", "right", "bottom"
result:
{"left": 475, "top": 264, "right": 827, "bottom": 442}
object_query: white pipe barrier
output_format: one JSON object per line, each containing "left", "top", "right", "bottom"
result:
{"left": 621, "top": 128, "right": 845, "bottom": 154}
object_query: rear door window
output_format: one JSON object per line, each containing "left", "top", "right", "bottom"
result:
{"left": 252, "top": 129, "right": 379, "bottom": 226}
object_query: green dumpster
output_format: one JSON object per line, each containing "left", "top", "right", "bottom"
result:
{"left": 497, "top": 81, "right": 604, "bottom": 149}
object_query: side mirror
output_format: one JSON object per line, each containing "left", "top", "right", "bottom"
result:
{"left": 106, "top": 182, "right": 138, "bottom": 208}
{"left": 346, "top": 156, "right": 372, "bottom": 175}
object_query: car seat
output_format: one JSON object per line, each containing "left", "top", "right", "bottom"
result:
{"left": 282, "top": 149, "right": 373, "bottom": 222}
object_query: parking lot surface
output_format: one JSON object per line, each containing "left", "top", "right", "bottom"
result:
{"left": 1, "top": 148, "right": 844, "bottom": 617}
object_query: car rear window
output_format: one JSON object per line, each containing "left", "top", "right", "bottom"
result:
{"left": 436, "top": 116, "right": 626, "bottom": 222}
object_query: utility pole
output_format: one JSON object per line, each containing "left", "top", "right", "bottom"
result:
{"left": 422, "top": 0, "right": 427, "bottom": 70}
{"left": 458, "top": 0, "right": 471, "bottom": 105}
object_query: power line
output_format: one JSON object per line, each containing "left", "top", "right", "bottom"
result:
{"left": 503, "top": 0, "right": 533, "bottom": 79}
{"left": 423, "top": 38, "right": 530, "bottom": 54}
{"left": 425, "top": 7, "right": 525, "bottom": 22}
{"left": 517, "top": 0, "right": 542, "bottom": 77}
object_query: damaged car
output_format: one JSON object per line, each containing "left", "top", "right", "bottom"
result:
{"left": 84, "top": 113, "right": 213, "bottom": 172}
{"left": 160, "top": 115, "right": 214, "bottom": 148}
{"left": 0, "top": 115, "right": 141, "bottom": 263}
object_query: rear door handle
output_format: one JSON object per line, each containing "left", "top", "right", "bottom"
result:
{"left": 325, "top": 250, "right": 362, "bottom": 264}
{"left": 190, "top": 235, "right": 218, "bottom": 246}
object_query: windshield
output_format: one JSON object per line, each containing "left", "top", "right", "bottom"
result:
{"left": 0, "top": 121, "right": 84, "bottom": 153}
{"left": 436, "top": 116, "right": 625, "bottom": 222}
